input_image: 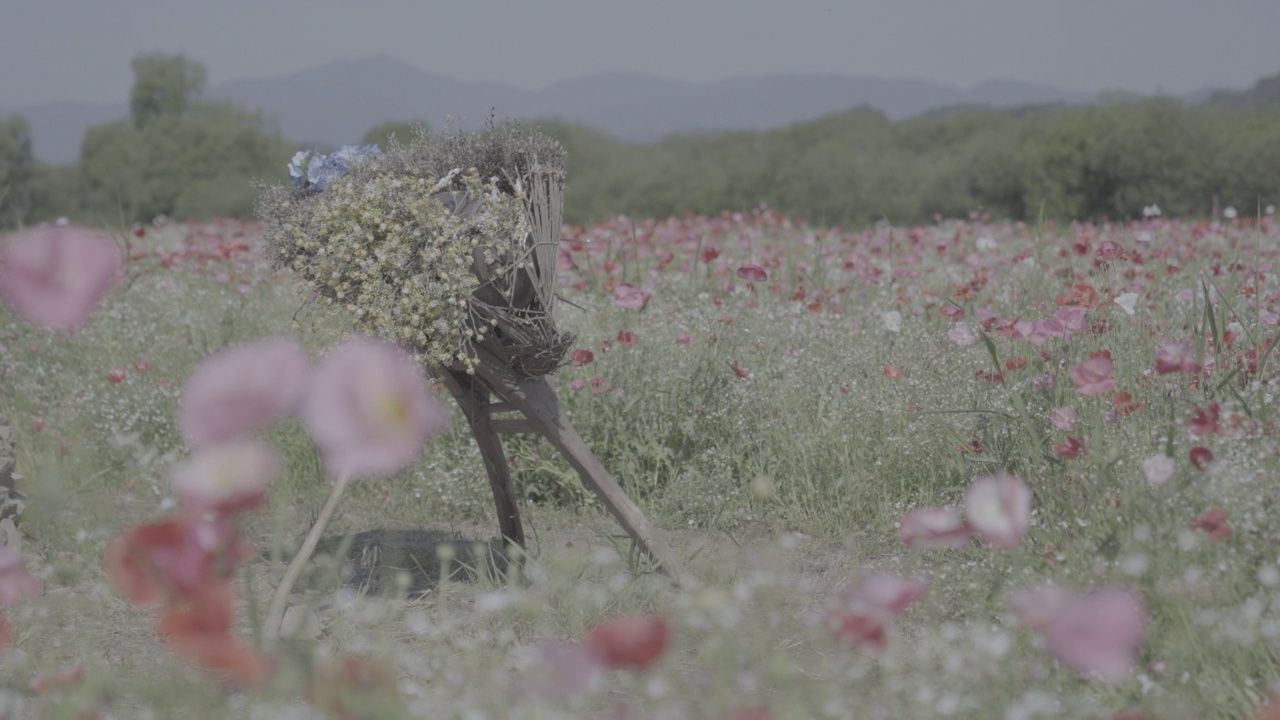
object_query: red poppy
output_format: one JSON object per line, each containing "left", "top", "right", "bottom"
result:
{"left": 882, "top": 365, "right": 902, "bottom": 380}
{"left": 1110, "top": 391, "right": 1145, "bottom": 416}
{"left": 1186, "top": 403, "right": 1221, "bottom": 436}
{"left": 584, "top": 614, "right": 670, "bottom": 671}
{"left": 1193, "top": 508, "right": 1232, "bottom": 541}
{"left": 1189, "top": 446, "right": 1214, "bottom": 471}
{"left": 736, "top": 264, "right": 767, "bottom": 281}
{"left": 731, "top": 360, "right": 750, "bottom": 378}
{"left": 158, "top": 583, "right": 273, "bottom": 686}
{"left": 569, "top": 349, "right": 594, "bottom": 367}
{"left": 307, "top": 654, "right": 406, "bottom": 720}
{"left": 1003, "top": 357, "right": 1027, "bottom": 371}
{"left": 1054, "top": 436, "right": 1087, "bottom": 459}
{"left": 616, "top": 330, "right": 637, "bottom": 347}
{"left": 105, "top": 516, "right": 251, "bottom": 605}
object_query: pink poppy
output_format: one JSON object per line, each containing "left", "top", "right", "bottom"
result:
{"left": 845, "top": 574, "right": 928, "bottom": 617}
{"left": 899, "top": 507, "right": 971, "bottom": 549}
{"left": 0, "top": 547, "right": 42, "bottom": 607}
{"left": 301, "top": 338, "right": 446, "bottom": 478}
{"left": 0, "top": 224, "right": 121, "bottom": 331}
{"left": 178, "top": 338, "right": 310, "bottom": 450}
{"left": 1048, "top": 406, "right": 1076, "bottom": 430}
{"left": 1070, "top": 355, "right": 1118, "bottom": 396}
{"left": 964, "top": 472, "right": 1031, "bottom": 549}
{"left": 1051, "top": 306, "right": 1087, "bottom": 333}
{"left": 827, "top": 573, "right": 926, "bottom": 653}
{"left": 1010, "top": 583, "right": 1071, "bottom": 632}
{"left": 1028, "top": 317, "right": 1066, "bottom": 346}
{"left": 169, "top": 441, "right": 280, "bottom": 513}
{"left": 1154, "top": 343, "right": 1199, "bottom": 376}
{"left": 611, "top": 284, "right": 648, "bottom": 310}
{"left": 1042, "top": 587, "right": 1147, "bottom": 684}
{"left": 513, "top": 640, "right": 605, "bottom": 703}
{"left": 948, "top": 322, "right": 978, "bottom": 347}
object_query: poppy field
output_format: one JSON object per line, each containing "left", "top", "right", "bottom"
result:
{"left": 0, "top": 206, "right": 1279, "bottom": 718}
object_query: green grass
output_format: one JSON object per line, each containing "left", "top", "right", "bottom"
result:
{"left": 1, "top": 215, "right": 1279, "bottom": 718}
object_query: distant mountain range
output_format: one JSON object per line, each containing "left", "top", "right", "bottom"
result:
{"left": 0, "top": 54, "right": 1258, "bottom": 166}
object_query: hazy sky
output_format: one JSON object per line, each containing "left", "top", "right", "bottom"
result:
{"left": 4, "top": 0, "right": 1280, "bottom": 106}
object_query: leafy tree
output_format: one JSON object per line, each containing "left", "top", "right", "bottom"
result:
{"left": 76, "top": 56, "right": 293, "bottom": 224}
{"left": 0, "top": 115, "right": 35, "bottom": 227}
{"left": 130, "top": 53, "right": 207, "bottom": 129}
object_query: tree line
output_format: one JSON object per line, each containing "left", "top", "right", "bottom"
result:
{"left": 2, "top": 54, "right": 1279, "bottom": 231}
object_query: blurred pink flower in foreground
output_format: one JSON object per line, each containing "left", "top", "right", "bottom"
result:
{"left": 0, "top": 547, "right": 41, "bottom": 652}
{"left": 1013, "top": 584, "right": 1147, "bottom": 684}
{"left": 827, "top": 573, "right": 927, "bottom": 653}
{"left": 1070, "top": 354, "right": 1118, "bottom": 396}
{"left": 301, "top": 338, "right": 446, "bottom": 478}
{"left": 965, "top": 472, "right": 1031, "bottom": 548}
{"left": 0, "top": 547, "right": 42, "bottom": 607}
{"left": 169, "top": 441, "right": 280, "bottom": 513}
{"left": 178, "top": 338, "right": 310, "bottom": 449}
{"left": 899, "top": 507, "right": 970, "bottom": 549}
{"left": 0, "top": 224, "right": 121, "bottom": 331}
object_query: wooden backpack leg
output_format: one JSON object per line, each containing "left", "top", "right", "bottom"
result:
{"left": 437, "top": 370, "right": 525, "bottom": 548}
{"left": 469, "top": 353, "right": 692, "bottom": 587}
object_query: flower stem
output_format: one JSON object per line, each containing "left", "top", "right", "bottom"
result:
{"left": 264, "top": 471, "right": 352, "bottom": 644}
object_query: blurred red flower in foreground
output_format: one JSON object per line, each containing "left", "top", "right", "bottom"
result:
{"left": 584, "top": 614, "right": 671, "bottom": 671}
{"left": 307, "top": 653, "right": 407, "bottom": 719}
{"left": 736, "top": 264, "right": 768, "bottom": 281}
{"left": 0, "top": 223, "right": 121, "bottom": 331}
{"left": 159, "top": 583, "right": 273, "bottom": 686}
{"left": 105, "top": 516, "right": 252, "bottom": 606}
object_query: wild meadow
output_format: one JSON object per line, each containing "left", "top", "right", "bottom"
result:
{"left": 0, "top": 205, "right": 1279, "bottom": 719}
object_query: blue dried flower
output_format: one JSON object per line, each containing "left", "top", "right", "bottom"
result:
{"left": 287, "top": 144, "right": 382, "bottom": 192}
{"left": 288, "top": 150, "right": 311, "bottom": 188}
